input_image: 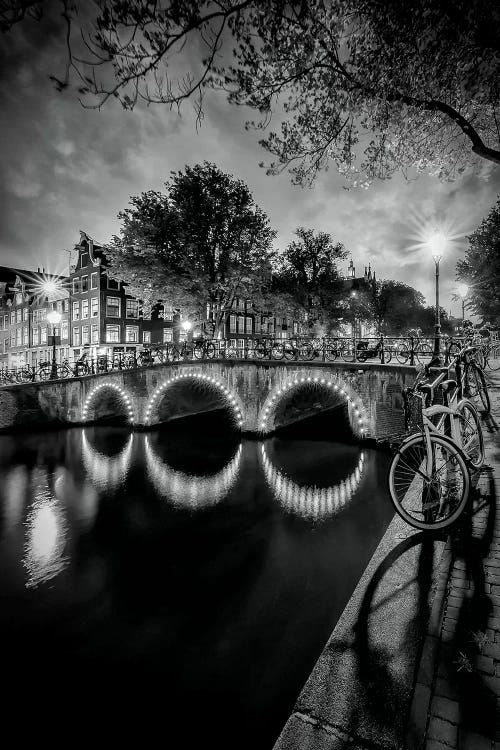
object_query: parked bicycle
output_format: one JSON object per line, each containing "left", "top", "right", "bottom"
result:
{"left": 355, "top": 336, "right": 391, "bottom": 363}
{"left": 387, "top": 351, "right": 486, "bottom": 531}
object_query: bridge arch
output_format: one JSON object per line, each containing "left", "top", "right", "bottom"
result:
{"left": 144, "top": 371, "right": 243, "bottom": 428}
{"left": 259, "top": 374, "right": 367, "bottom": 438}
{"left": 82, "top": 382, "right": 135, "bottom": 424}
{"left": 260, "top": 444, "right": 365, "bottom": 520}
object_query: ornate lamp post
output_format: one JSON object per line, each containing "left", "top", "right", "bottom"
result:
{"left": 47, "top": 309, "right": 62, "bottom": 379}
{"left": 457, "top": 283, "right": 468, "bottom": 328}
{"left": 428, "top": 232, "right": 446, "bottom": 363}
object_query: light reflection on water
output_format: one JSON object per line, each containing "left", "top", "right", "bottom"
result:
{"left": 23, "top": 472, "right": 68, "bottom": 588}
{"left": 0, "top": 425, "right": 393, "bottom": 750}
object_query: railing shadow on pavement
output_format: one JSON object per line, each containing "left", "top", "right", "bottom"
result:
{"left": 425, "top": 468, "right": 497, "bottom": 743}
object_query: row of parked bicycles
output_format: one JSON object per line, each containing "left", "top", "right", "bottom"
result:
{"left": 387, "top": 341, "right": 493, "bottom": 532}
{"left": 1, "top": 334, "right": 499, "bottom": 386}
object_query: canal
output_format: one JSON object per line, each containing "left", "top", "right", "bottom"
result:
{"left": 0, "top": 418, "right": 393, "bottom": 748}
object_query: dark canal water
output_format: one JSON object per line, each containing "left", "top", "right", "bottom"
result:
{"left": 0, "top": 418, "right": 393, "bottom": 748}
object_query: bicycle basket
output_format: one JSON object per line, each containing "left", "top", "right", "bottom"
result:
{"left": 403, "top": 389, "right": 424, "bottom": 435}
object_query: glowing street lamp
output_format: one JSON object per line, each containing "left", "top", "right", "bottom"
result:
{"left": 181, "top": 320, "right": 192, "bottom": 339}
{"left": 457, "top": 283, "right": 469, "bottom": 327}
{"left": 428, "top": 231, "right": 447, "bottom": 363}
{"left": 47, "top": 309, "right": 62, "bottom": 379}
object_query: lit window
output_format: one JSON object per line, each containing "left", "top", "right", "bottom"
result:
{"left": 82, "top": 300, "right": 89, "bottom": 319}
{"left": 237, "top": 316, "right": 245, "bottom": 333}
{"left": 163, "top": 328, "right": 172, "bottom": 343}
{"left": 16, "top": 328, "right": 22, "bottom": 346}
{"left": 143, "top": 330, "right": 151, "bottom": 344}
{"left": 229, "top": 314, "right": 236, "bottom": 333}
{"left": 40, "top": 327, "right": 47, "bottom": 344}
{"left": 22, "top": 307, "right": 28, "bottom": 321}
{"left": 106, "top": 324, "right": 120, "bottom": 343}
{"left": 106, "top": 296, "right": 121, "bottom": 317}
{"left": 16, "top": 309, "right": 21, "bottom": 323}
{"left": 91, "top": 324, "right": 99, "bottom": 344}
{"left": 32, "top": 328, "right": 39, "bottom": 346}
{"left": 245, "top": 317, "right": 252, "bottom": 334}
{"left": 125, "top": 325, "right": 139, "bottom": 343}
{"left": 81, "top": 325, "right": 90, "bottom": 345}
{"left": 73, "top": 327, "right": 80, "bottom": 346}
{"left": 23, "top": 327, "right": 28, "bottom": 345}
{"left": 126, "top": 299, "right": 139, "bottom": 318}
{"left": 73, "top": 301, "right": 80, "bottom": 321}
{"left": 61, "top": 320, "right": 68, "bottom": 340}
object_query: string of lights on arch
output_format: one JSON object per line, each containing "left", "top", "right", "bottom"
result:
{"left": 260, "top": 444, "right": 365, "bottom": 520}
{"left": 144, "top": 372, "right": 243, "bottom": 427}
{"left": 81, "top": 382, "right": 134, "bottom": 423}
{"left": 259, "top": 376, "right": 367, "bottom": 436}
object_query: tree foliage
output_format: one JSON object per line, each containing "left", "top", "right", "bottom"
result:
{"left": 107, "top": 162, "right": 276, "bottom": 335}
{"left": 272, "top": 227, "right": 347, "bottom": 333}
{"left": 370, "top": 280, "right": 426, "bottom": 334}
{"left": 2, "top": 0, "right": 500, "bottom": 185}
{"left": 456, "top": 197, "right": 500, "bottom": 324}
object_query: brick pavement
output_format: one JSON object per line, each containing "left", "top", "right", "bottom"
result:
{"left": 410, "top": 370, "right": 500, "bottom": 750}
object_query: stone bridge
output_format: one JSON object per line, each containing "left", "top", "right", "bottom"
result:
{"left": 0, "top": 360, "right": 417, "bottom": 440}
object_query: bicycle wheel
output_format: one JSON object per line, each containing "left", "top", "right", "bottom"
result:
{"left": 193, "top": 343, "right": 204, "bottom": 360}
{"left": 415, "top": 343, "right": 433, "bottom": 364}
{"left": 325, "top": 344, "right": 338, "bottom": 361}
{"left": 340, "top": 342, "right": 355, "bottom": 361}
{"left": 465, "top": 363, "right": 491, "bottom": 413}
{"left": 283, "top": 343, "right": 296, "bottom": 360}
{"left": 456, "top": 400, "right": 485, "bottom": 470}
{"left": 448, "top": 341, "right": 460, "bottom": 359}
{"left": 205, "top": 342, "right": 216, "bottom": 359}
{"left": 396, "top": 346, "right": 410, "bottom": 365}
{"left": 38, "top": 366, "right": 51, "bottom": 381}
{"left": 299, "top": 342, "right": 314, "bottom": 360}
{"left": 254, "top": 341, "right": 267, "bottom": 359}
{"left": 388, "top": 432, "right": 470, "bottom": 531}
{"left": 271, "top": 343, "right": 285, "bottom": 360}
{"left": 382, "top": 350, "right": 392, "bottom": 364}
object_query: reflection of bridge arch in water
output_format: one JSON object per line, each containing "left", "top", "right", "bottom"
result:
{"left": 144, "top": 435, "right": 242, "bottom": 509}
{"left": 82, "top": 381, "right": 135, "bottom": 423}
{"left": 81, "top": 430, "right": 134, "bottom": 490}
{"left": 144, "top": 371, "right": 243, "bottom": 427}
{"left": 260, "top": 444, "right": 365, "bottom": 520}
{"left": 259, "top": 375, "right": 367, "bottom": 438}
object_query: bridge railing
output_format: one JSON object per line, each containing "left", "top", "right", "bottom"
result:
{"left": 0, "top": 334, "right": 484, "bottom": 386}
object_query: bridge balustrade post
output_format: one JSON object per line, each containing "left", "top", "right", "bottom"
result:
{"left": 409, "top": 336, "right": 415, "bottom": 366}
{"left": 380, "top": 334, "right": 385, "bottom": 364}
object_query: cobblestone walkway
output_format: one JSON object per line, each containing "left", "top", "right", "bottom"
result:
{"left": 414, "top": 371, "right": 500, "bottom": 750}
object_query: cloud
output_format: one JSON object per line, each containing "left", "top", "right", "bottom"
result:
{"left": 1, "top": 12, "right": 499, "bottom": 322}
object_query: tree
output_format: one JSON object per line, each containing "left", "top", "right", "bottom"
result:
{"left": 107, "top": 162, "right": 276, "bottom": 336}
{"left": 2, "top": 1, "right": 499, "bottom": 186}
{"left": 456, "top": 198, "right": 500, "bottom": 325}
{"left": 370, "top": 280, "right": 426, "bottom": 334}
{"left": 272, "top": 227, "right": 348, "bottom": 334}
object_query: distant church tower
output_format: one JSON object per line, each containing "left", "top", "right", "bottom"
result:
{"left": 348, "top": 259, "right": 356, "bottom": 278}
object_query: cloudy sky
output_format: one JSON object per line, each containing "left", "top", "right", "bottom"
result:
{"left": 1, "top": 11, "right": 500, "bottom": 318}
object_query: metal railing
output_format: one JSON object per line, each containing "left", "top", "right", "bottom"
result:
{"left": 0, "top": 335, "right": 491, "bottom": 386}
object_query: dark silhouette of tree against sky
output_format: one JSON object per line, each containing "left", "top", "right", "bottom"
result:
{"left": 272, "top": 227, "right": 347, "bottom": 334}
{"left": 107, "top": 162, "right": 276, "bottom": 336}
{"left": 1, "top": 0, "right": 499, "bottom": 186}
{"left": 371, "top": 280, "right": 425, "bottom": 335}
{"left": 457, "top": 198, "right": 500, "bottom": 324}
